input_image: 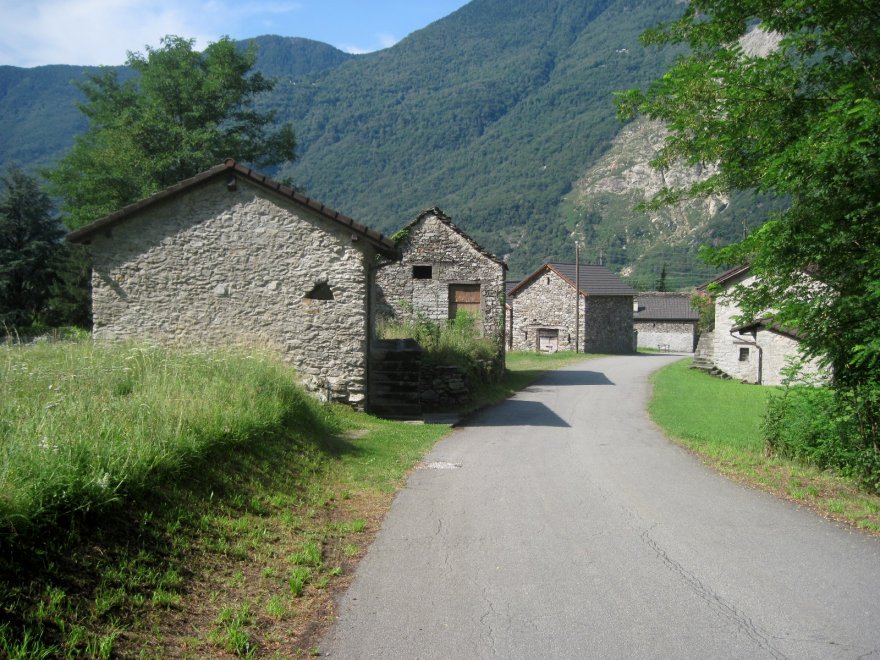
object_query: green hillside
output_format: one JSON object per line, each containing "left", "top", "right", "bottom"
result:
{"left": 0, "top": 0, "right": 769, "bottom": 285}
{"left": 273, "top": 0, "right": 690, "bottom": 277}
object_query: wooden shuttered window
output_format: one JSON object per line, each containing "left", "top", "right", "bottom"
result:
{"left": 448, "top": 283, "right": 481, "bottom": 318}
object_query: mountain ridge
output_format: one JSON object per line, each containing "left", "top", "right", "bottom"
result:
{"left": 0, "top": 0, "right": 767, "bottom": 285}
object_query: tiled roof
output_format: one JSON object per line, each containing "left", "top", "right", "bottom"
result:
{"left": 549, "top": 263, "right": 636, "bottom": 297}
{"left": 696, "top": 264, "right": 750, "bottom": 291}
{"left": 634, "top": 292, "right": 699, "bottom": 321}
{"left": 509, "top": 263, "right": 636, "bottom": 297}
{"left": 505, "top": 280, "right": 520, "bottom": 296}
{"left": 733, "top": 317, "right": 803, "bottom": 340}
{"left": 66, "top": 159, "right": 399, "bottom": 259}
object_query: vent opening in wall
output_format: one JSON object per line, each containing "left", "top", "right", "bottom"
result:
{"left": 305, "top": 282, "right": 334, "bottom": 301}
{"left": 412, "top": 265, "right": 433, "bottom": 279}
{"left": 739, "top": 347, "right": 750, "bottom": 361}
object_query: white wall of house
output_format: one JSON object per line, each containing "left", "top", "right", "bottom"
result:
{"left": 712, "top": 274, "right": 822, "bottom": 385}
{"left": 635, "top": 321, "right": 697, "bottom": 352}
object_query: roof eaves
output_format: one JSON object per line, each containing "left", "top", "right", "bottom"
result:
{"left": 402, "top": 207, "right": 507, "bottom": 270}
{"left": 507, "top": 263, "right": 555, "bottom": 298}
{"left": 67, "top": 159, "right": 398, "bottom": 258}
{"left": 697, "top": 264, "right": 751, "bottom": 291}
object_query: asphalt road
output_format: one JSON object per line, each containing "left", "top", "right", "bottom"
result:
{"left": 321, "top": 354, "right": 880, "bottom": 659}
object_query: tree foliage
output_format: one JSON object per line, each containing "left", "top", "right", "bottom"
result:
{"left": 47, "top": 36, "right": 296, "bottom": 229}
{"left": 0, "top": 166, "right": 88, "bottom": 330}
{"left": 618, "top": 0, "right": 880, "bottom": 388}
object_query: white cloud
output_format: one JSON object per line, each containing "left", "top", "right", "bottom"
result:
{"left": 0, "top": 0, "right": 303, "bottom": 67}
{"left": 377, "top": 33, "right": 398, "bottom": 49}
{"left": 338, "top": 32, "right": 398, "bottom": 55}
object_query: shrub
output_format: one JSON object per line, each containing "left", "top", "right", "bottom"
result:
{"left": 378, "top": 310, "right": 501, "bottom": 385}
{"left": 764, "top": 366, "right": 880, "bottom": 492}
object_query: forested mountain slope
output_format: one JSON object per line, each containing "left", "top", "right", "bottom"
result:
{"left": 0, "top": 0, "right": 773, "bottom": 283}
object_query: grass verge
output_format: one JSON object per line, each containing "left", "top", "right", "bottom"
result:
{"left": 0, "top": 344, "right": 587, "bottom": 657}
{"left": 650, "top": 359, "right": 880, "bottom": 535}
{"left": 0, "top": 341, "right": 448, "bottom": 657}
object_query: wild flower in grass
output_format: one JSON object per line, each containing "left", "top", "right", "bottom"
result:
{"left": 36, "top": 437, "right": 58, "bottom": 453}
{"left": 96, "top": 472, "right": 111, "bottom": 491}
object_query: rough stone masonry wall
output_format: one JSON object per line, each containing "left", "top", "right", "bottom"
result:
{"left": 375, "top": 214, "right": 506, "bottom": 350}
{"left": 712, "top": 274, "right": 822, "bottom": 385}
{"left": 583, "top": 295, "right": 634, "bottom": 354}
{"left": 635, "top": 321, "right": 697, "bottom": 352}
{"left": 88, "top": 178, "right": 373, "bottom": 406}
{"left": 509, "top": 273, "right": 580, "bottom": 352}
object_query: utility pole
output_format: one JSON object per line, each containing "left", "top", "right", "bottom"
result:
{"left": 574, "top": 241, "right": 580, "bottom": 353}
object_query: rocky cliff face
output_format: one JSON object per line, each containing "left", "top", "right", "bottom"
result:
{"left": 560, "top": 25, "right": 783, "bottom": 289}
{"left": 563, "top": 118, "right": 735, "bottom": 287}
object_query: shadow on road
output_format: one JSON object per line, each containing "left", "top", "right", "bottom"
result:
{"left": 533, "top": 369, "right": 615, "bottom": 387}
{"left": 463, "top": 399, "right": 570, "bottom": 428}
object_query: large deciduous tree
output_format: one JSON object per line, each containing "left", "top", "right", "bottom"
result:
{"left": 617, "top": 1, "right": 880, "bottom": 389}
{"left": 48, "top": 35, "right": 296, "bottom": 229}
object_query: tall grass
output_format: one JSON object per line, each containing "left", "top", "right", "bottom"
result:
{"left": 0, "top": 341, "right": 334, "bottom": 537}
{"left": 378, "top": 310, "right": 500, "bottom": 379}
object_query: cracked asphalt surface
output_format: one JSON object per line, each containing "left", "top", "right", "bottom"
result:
{"left": 321, "top": 354, "right": 880, "bottom": 658}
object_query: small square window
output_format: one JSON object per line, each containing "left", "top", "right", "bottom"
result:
{"left": 739, "top": 347, "right": 750, "bottom": 362}
{"left": 412, "top": 265, "right": 432, "bottom": 279}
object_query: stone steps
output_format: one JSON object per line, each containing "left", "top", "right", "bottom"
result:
{"left": 369, "top": 339, "right": 424, "bottom": 420}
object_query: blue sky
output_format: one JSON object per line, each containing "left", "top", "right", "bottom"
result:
{"left": 0, "top": 0, "right": 472, "bottom": 68}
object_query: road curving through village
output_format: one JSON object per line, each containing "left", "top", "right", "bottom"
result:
{"left": 321, "top": 353, "right": 880, "bottom": 658}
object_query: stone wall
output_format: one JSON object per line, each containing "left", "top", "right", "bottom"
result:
{"left": 712, "top": 274, "right": 822, "bottom": 384}
{"left": 375, "top": 212, "right": 506, "bottom": 351}
{"left": 508, "top": 272, "right": 634, "bottom": 354}
{"left": 87, "top": 177, "right": 375, "bottom": 406}
{"left": 583, "top": 295, "right": 635, "bottom": 354}
{"left": 509, "top": 272, "right": 579, "bottom": 352}
{"left": 635, "top": 321, "right": 697, "bottom": 352}
{"left": 712, "top": 274, "right": 758, "bottom": 382}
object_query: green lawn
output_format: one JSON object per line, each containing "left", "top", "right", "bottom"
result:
{"left": 649, "top": 358, "right": 775, "bottom": 457}
{"left": 649, "top": 358, "right": 880, "bottom": 535}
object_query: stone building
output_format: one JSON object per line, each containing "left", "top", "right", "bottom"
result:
{"left": 374, "top": 208, "right": 507, "bottom": 353}
{"left": 507, "top": 263, "right": 635, "bottom": 354}
{"left": 67, "top": 159, "right": 398, "bottom": 407}
{"left": 696, "top": 265, "right": 822, "bottom": 385}
{"left": 633, "top": 292, "right": 700, "bottom": 352}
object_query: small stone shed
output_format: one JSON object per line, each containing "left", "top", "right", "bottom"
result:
{"left": 67, "top": 159, "right": 398, "bottom": 407}
{"left": 633, "top": 292, "right": 700, "bottom": 352}
{"left": 374, "top": 208, "right": 507, "bottom": 353}
{"left": 507, "top": 263, "right": 635, "bottom": 354}
{"left": 696, "top": 265, "right": 822, "bottom": 385}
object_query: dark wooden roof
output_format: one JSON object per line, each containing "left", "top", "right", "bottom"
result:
{"left": 696, "top": 264, "right": 751, "bottom": 291}
{"left": 66, "top": 159, "right": 399, "bottom": 259}
{"left": 733, "top": 317, "right": 803, "bottom": 340}
{"left": 634, "top": 292, "right": 699, "bottom": 321}
{"left": 509, "top": 263, "right": 636, "bottom": 298}
{"left": 400, "top": 207, "right": 507, "bottom": 270}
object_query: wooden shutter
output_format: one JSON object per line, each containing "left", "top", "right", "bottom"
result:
{"left": 448, "top": 283, "right": 481, "bottom": 318}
